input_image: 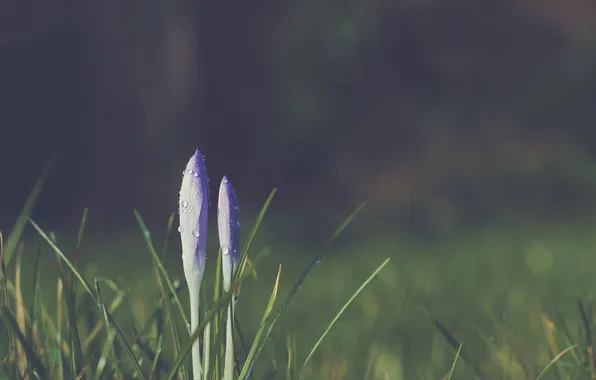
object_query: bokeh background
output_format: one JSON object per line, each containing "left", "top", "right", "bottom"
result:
{"left": 3, "top": 1, "right": 596, "bottom": 378}
{"left": 3, "top": 0, "right": 596, "bottom": 236}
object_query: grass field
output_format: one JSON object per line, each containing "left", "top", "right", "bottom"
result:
{"left": 5, "top": 212, "right": 596, "bottom": 379}
{"left": 4, "top": 165, "right": 596, "bottom": 379}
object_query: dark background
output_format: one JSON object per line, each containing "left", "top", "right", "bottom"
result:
{"left": 2, "top": 0, "right": 596, "bottom": 241}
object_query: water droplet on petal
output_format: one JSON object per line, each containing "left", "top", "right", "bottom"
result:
{"left": 192, "top": 230, "right": 200, "bottom": 238}
{"left": 193, "top": 172, "right": 199, "bottom": 177}
{"left": 178, "top": 226, "right": 184, "bottom": 233}
{"left": 181, "top": 200, "right": 188, "bottom": 208}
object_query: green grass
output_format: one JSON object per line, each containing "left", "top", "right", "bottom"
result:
{"left": 0, "top": 168, "right": 390, "bottom": 380}
{"left": 7, "top": 166, "right": 596, "bottom": 379}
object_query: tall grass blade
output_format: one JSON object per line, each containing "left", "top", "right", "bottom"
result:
{"left": 75, "top": 208, "right": 89, "bottom": 249}
{"left": 3, "top": 307, "right": 50, "bottom": 379}
{"left": 134, "top": 210, "right": 190, "bottom": 331}
{"left": 28, "top": 246, "right": 42, "bottom": 332}
{"left": 237, "top": 265, "right": 282, "bottom": 380}
{"left": 324, "top": 202, "right": 366, "bottom": 245}
{"left": 430, "top": 316, "right": 490, "bottom": 380}
{"left": 554, "top": 309, "right": 580, "bottom": 364}
{"left": 298, "top": 258, "right": 390, "bottom": 376}
{"left": 93, "top": 329, "right": 117, "bottom": 380}
{"left": 239, "top": 203, "right": 366, "bottom": 379}
{"left": 14, "top": 245, "right": 27, "bottom": 375}
{"left": 161, "top": 212, "right": 176, "bottom": 260}
{"left": 0, "top": 232, "right": 14, "bottom": 363}
{"left": 29, "top": 220, "right": 95, "bottom": 300}
{"left": 5, "top": 159, "right": 53, "bottom": 264}
{"left": 4, "top": 158, "right": 55, "bottom": 266}
{"left": 536, "top": 344, "right": 578, "bottom": 380}
{"left": 578, "top": 299, "right": 596, "bottom": 376}
{"left": 446, "top": 342, "right": 463, "bottom": 380}
{"left": 95, "top": 278, "right": 147, "bottom": 380}
{"left": 56, "top": 256, "right": 84, "bottom": 376}
{"left": 234, "top": 188, "right": 276, "bottom": 285}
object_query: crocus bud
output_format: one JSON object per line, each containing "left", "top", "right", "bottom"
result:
{"left": 217, "top": 175, "right": 240, "bottom": 380}
{"left": 179, "top": 149, "right": 209, "bottom": 380}
{"left": 179, "top": 149, "right": 209, "bottom": 285}
{"left": 217, "top": 176, "right": 240, "bottom": 291}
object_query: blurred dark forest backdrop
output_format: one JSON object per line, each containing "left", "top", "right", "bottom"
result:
{"left": 2, "top": 0, "right": 596, "bottom": 240}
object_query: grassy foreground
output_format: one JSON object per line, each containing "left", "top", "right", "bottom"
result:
{"left": 0, "top": 163, "right": 392, "bottom": 380}
{"left": 3, "top": 164, "right": 596, "bottom": 379}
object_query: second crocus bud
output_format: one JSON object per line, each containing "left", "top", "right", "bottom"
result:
{"left": 217, "top": 175, "right": 240, "bottom": 380}
{"left": 218, "top": 175, "right": 240, "bottom": 292}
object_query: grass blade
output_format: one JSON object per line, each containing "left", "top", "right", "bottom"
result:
{"left": 237, "top": 265, "right": 282, "bottom": 380}
{"left": 75, "top": 208, "right": 89, "bottom": 250}
{"left": 134, "top": 210, "right": 190, "bottom": 331}
{"left": 0, "top": 232, "right": 14, "bottom": 364}
{"left": 446, "top": 342, "right": 463, "bottom": 380}
{"left": 161, "top": 212, "right": 176, "bottom": 261}
{"left": 239, "top": 203, "right": 366, "bottom": 379}
{"left": 536, "top": 344, "right": 578, "bottom": 380}
{"left": 298, "top": 258, "right": 390, "bottom": 375}
{"left": 430, "top": 315, "right": 490, "bottom": 380}
{"left": 234, "top": 188, "right": 277, "bottom": 285}
{"left": 3, "top": 307, "right": 50, "bottom": 379}
{"left": 4, "top": 157, "right": 55, "bottom": 265}
{"left": 29, "top": 220, "right": 95, "bottom": 300}
{"left": 95, "top": 278, "right": 146, "bottom": 380}
{"left": 14, "top": 245, "right": 27, "bottom": 374}
{"left": 57, "top": 258, "right": 85, "bottom": 375}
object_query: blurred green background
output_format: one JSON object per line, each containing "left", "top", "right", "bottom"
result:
{"left": 3, "top": 1, "right": 596, "bottom": 378}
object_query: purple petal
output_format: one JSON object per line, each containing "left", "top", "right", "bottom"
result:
{"left": 179, "top": 149, "right": 209, "bottom": 283}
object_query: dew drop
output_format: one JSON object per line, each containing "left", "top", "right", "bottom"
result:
{"left": 185, "top": 169, "right": 194, "bottom": 176}
{"left": 193, "top": 172, "right": 199, "bottom": 178}
{"left": 181, "top": 200, "right": 188, "bottom": 208}
{"left": 233, "top": 294, "right": 239, "bottom": 304}
{"left": 315, "top": 256, "right": 322, "bottom": 264}
{"left": 192, "top": 230, "right": 200, "bottom": 238}
{"left": 178, "top": 226, "right": 184, "bottom": 233}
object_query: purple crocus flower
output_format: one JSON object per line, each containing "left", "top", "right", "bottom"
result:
{"left": 217, "top": 175, "right": 240, "bottom": 380}
{"left": 179, "top": 148, "right": 209, "bottom": 380}
{"left": 217, "top": 175, "right": 240, "bottom": 291}
{"left": 180, "top": 149, "right": 209, "bottom": 283}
